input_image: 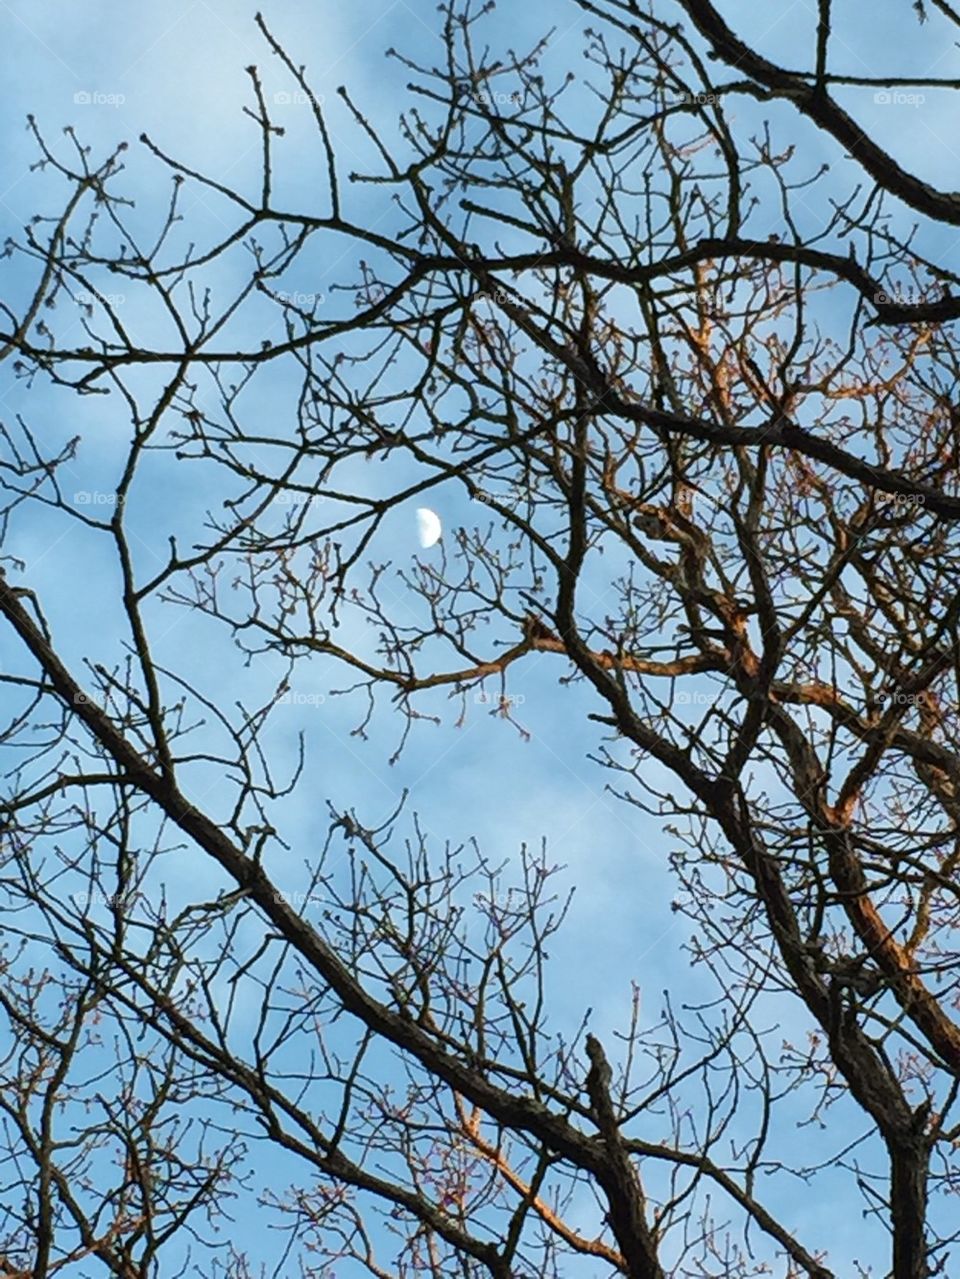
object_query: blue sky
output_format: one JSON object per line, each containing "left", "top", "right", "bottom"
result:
{"left": 2, "top": 1, "right": 958, "bottom": 1275}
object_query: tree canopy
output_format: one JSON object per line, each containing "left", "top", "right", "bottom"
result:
{"left": 2, "top": 2, "right": 960, "bottom": 1276}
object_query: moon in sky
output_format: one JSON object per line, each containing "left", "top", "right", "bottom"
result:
{"left": 416, "top": 507, "right": 442, "bottom": 549}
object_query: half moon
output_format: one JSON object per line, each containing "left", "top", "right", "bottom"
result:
{"left": 416, "top": 507, "right": 442, "bottom": 549}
